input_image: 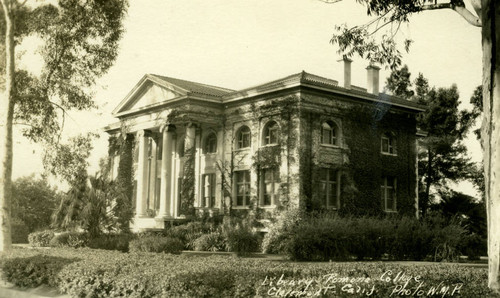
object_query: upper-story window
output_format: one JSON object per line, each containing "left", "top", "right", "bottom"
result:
{"left": 236, "top": 125, "right": 251, "bottom": 149}
{"left": 204, "top": 133, "right": 217, "bottom": 154}
{"left": 381, "top": 133, "right": 397, "bottom": 155}
{"left": 321, "top": 121, "right": 339, "bottom": 146}
{"left": 263, "top": 121, "right": 279, "bottom": 146}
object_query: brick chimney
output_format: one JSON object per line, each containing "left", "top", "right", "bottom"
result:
{"left": 366, "top": 64, "right": 380, "bottom": 95}
{"left": 338, "top": 55, "right": 353, "bottom": 89}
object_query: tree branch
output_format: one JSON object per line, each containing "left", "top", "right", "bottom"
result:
{"left": 421, "top": 2, "right": 481, "bottom": 27}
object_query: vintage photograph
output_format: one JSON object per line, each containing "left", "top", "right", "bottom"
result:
{"left": 0, "top": 0, "right": 498, "bottom": 297}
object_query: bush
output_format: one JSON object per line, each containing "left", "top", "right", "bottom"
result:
{"left": 193, "top": 232, "right": 225, "bottom": 252}
{"left": 1, "top": 248, "right": 496, "bottom": 297}
{"left": 28, "top": 230, "right": 55, "bottom": 247}
{"left": 1, "top": 255, "right": 77, "bottom": 288}
{"left": 265, "top": 212, "right": 469, "bottom": 262}
{"left": 129, "top": 236, "right": 183, "bottom": 254}
{"left": 222, "top": 220, "right": 260, "bottom": 256}
{"left": 262, "top": 208, "right": 303, "bottom": 254}
{"left": 49, "top": 231, "right": 89, "bottom": 248}
{"left": 11, "top": 218, "right": 29, "bottom": 244}
{"left": 87, "top": 233, "right": 135, "bottom": 252}
{"left": 164, "top": 221, "right": 213, "bottom": 250}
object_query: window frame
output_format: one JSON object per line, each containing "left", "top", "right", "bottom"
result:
{"left": 381, "top": 176, "right": 397, "bottom": 212}
{"left": 204, "top": 132, "right": 218, "bottom": 154}
{"left": 381, "top": 132, "right": 397, "bottom": 155}
{"left": 319, "top": 168, "right": 340, "bottom": 209}
{"left": 234, "top": 170, "right": 251, "bottom": 207}
{"left": 201, "top": 173, "right": 216, "bottom": 208}
{"left": 263, "top": 121, "right": 279, "bottom": 146}
{"left": 236, "top": 126, "right": 251, "bottom": 149}
{"left": 260, "top": 168, "right": 280, "bottom": 206}
{"left": 320, "top": 121, "right": 339, "bottom": 147}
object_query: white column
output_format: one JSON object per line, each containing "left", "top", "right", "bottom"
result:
{"left": 136, "top": 130, "right": 150, "bottom": 217}
{"left": 157, "top": 125, "right": 174, "bottom": 218}
{"left": 193, "top": 127, "right": 202, "bottom": 207}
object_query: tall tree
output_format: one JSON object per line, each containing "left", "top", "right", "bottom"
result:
{"left": 0, "top": 0, "right": 127, "bottom": 251}
{"left": 324, "top": 0, "right": 500, "bottom": 290}
{"left": 385, "top": 67, "right": 478, "bottom": 214}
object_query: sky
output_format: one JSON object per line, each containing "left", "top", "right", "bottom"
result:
{"left": 13, "top": 0, "right": 483, "bottom": 195}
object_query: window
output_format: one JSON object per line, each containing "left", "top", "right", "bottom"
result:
{"left": 204, "top": 133, "right": 217, "bottom": 153}
{"left": 263, "top": 121, "right": 279, "bottom": 145}
{"left": 319, "top": 168, "right": 339, "bottom": 209}
{"left": 381, "top": 133, "right": 397, "bottom": 155}
{"left": 202, "top": 174, "right": 216, "bottom": 208}
{"left": 261, "top": 168, "right": 280, "bottom": 206}
{"left": 381, "top": 176, "right": 397, "bottom": 212}
{"left": 236, "top": 126, "right": 251, "bottom": 149}
{"left": 235, "top": 170, "right": 251, "bottom": 206}
{"left": 321, "top": 121, "right": 338, "bottom": 146}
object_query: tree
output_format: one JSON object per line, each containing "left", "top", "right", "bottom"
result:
{"left": 11, "top": 175, "right": 58, "bottom": 233}
{"left": 0, "top": 0, "right": 127, "bottom": 251}
{"left": 325, "top": 0, "right": 499, "bottom": 291}
{"left": 385, "top": 67, "right": 478, "bottom": 214}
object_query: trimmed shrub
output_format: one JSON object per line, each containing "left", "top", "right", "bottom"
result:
{"left": 129, "top": 236, "right": 183, "bottom": 254}
{"left": 49, "top": 231, "right": 89, "bottom": 248}
{"left": 164, "top": 221, "right": 213, "bottom": 250}
{"left": 261, "top": 208, "right": 303, "bottom": 254}
{"left": 0, "top": 248, "right": 496, "bottom": 297}
{"left": 222, "top": 221, "right": 260, "bottom": 256}
{"left": 193, "top": 232, "right": 225, "bottom": 252}
{"left": 11, "top": 218, "right": 29, "bottom": 244}
{"left": 87, "top": 233, "right": 135, "bottom": 252}
{"left": 1, "top": 255, "right": 77, "bottom": 288}
{"left": 28, "top": 230, "right": 55, "bottom": 247}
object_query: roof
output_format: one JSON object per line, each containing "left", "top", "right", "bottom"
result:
{"left": 149, "top": 74, "right": 235, "bottom": 97}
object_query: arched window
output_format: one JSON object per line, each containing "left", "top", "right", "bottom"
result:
{"left": 204, "top": 133, "right": 217, "bottom": 153}
{"left": 381, "top": 133, "right": 397, "bottom": 155}
{"left": 321, "top": 121, "right": 338, "bottom": 146}
{"left": 236, "top": 126, "right": 251, "bottom": 149}
{"left": 263, "top": 121, "right": 279, "bottom": 145}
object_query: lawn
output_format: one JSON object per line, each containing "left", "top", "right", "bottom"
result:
{"left": 0, "top": 247, "right": 497, "bottom": 297}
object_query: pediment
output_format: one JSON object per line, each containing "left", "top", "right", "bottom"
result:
{"left": 113, "top": 75, "right": 187, "bottom": 116}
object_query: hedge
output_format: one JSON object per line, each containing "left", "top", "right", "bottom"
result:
{"left": 0, "top": 247, "right": 497, "bottom": 297}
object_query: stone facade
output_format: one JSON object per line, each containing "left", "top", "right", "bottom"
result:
{"left": 105, "top": 69, "right": 424, "bottom": 231}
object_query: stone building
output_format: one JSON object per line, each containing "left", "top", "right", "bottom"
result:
{"left": 105, "top": 60, "right": 425, "bottom": 230}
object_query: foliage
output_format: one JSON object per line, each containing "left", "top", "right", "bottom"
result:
{"left": 385, "top": 67, "right": 478, "bottom": 214}
{"left": 28, "top": 230, "right": 55, "bottom": 247}
{"left": 10, "top": 218, "right": 29, "bottom": 243}
{"left": 11, "top": 175, "right": 59, "bottom": 233}
{"left": 164, "top": 221, "right": 214, "bottom": 250}
{"left": 221, "top": 219, "right": 261, "bottom": 256}
{"left": 265, "top": 212, "right": 469, "bottom": 262}
{"left": 49, "top": 231, "right": 89, "bottom": 248}
{"left": 262, "top": 208, "right": 303, "bottom": 254}
{"left": 51, "top": 173, "right": 123, "bottom": 238}
{"left": 193, "top": 232, "right": 226, "bottom": 252}
{"left": 87, "top": 233, "right": 135, "bottom": 252}
{"left": 340, "top": 105, "right": 416, "bottom": 215}
{"left": 0, "top": 254, "right": 78, "bottom": 289}
{"left": 129, "top": 236, "right": 184, "bottom": 254}
{"left": 0, "top": 247, "right": 497, "bottom": 297}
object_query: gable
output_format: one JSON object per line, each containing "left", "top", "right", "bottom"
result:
{"left": 123, "top": 82, "right": 181, "bottom": 111}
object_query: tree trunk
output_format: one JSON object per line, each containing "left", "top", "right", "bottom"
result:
{"left": 0, "top": 0, "right": 15, "bottom": 252}
{"left": 481, "top": 0, "right": 500, "bottom": 292}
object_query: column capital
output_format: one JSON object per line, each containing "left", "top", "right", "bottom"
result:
{"left": 136, "top": 129, "right": 152, "bottom": 138}
{"left": 160, "top": 124, "right": 176, "bottom": 133}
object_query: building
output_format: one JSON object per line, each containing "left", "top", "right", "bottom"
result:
{"left": 105, "top": 59, "right": 425, "bottom": 231}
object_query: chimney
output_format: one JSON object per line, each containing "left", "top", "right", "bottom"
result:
{"left": 366, "top": 64, "right": 380, "bottom": 95}
{"left": 338, "top": 55, "right": 352, "bottom": 89}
